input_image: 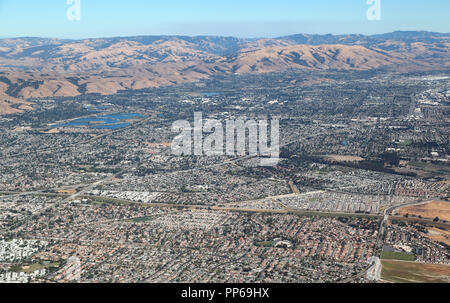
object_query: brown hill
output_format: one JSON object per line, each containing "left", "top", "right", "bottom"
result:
{"left": 0, "top": 32, "right": 449, "bottom": 113}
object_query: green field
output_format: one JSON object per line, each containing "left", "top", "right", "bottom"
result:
{"left": 254, "top": 241, "right": 274, "bottom": 247}
{"left": 128, "top": 216, "right": 154, "bottom": 222}
{"left": 399, "top": 140, "right": 413, "bottom": 147}
{"left": 381, "top": 260, "right": 450, "bottom": 283}
{"left": 381, "top": 250, "right": 416, "bottom": 261}
{"left": 10, "top": 261, "right": 60, "bottom": 274}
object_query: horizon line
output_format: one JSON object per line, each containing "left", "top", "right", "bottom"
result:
{"left": 1, "top": 30, "right": 449, "bottom": 41}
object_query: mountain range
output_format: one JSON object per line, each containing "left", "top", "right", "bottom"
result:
{"left": 0, "top": 31, "right": 449, "bottom": 113}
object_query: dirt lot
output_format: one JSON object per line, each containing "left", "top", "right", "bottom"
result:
{"left": 324, "top": 155, "right": 364, "bottom": 162}
{"left": 427, "top": 227, "right": 450, "bottom": 246}
{"left": 395, "top": 201, "right": 450, "bottom": 222}
{"left": 381, "top": 260, "right": 450, "bottom": 283}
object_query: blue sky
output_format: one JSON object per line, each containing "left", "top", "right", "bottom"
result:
{"left": 0, "top": 0, "right": 449, "bottom": 38}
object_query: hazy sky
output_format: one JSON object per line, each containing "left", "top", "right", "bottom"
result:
{"left": 0, "top": 0, "right": 449, "bottom": 38}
